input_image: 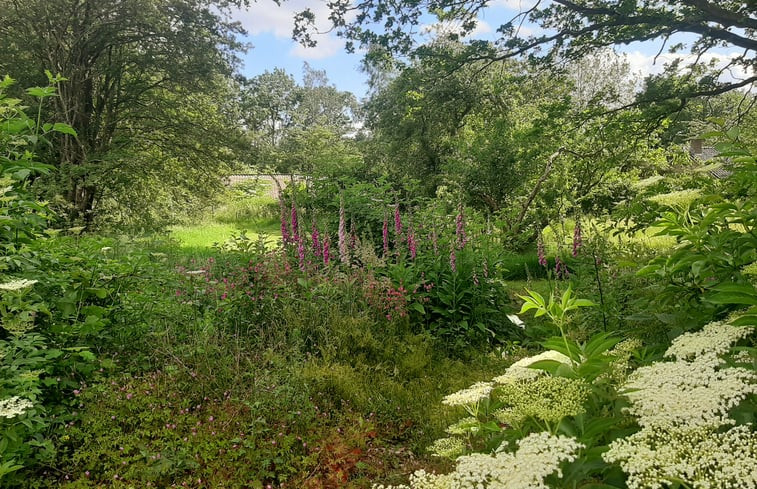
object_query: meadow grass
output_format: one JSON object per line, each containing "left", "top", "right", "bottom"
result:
{"left": 170, "top": 217, "right": 280, "bottom": 248}
{"left": 543, "top": 217, "right": 676, "bottom": 252}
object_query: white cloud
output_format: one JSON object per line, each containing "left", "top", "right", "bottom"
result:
{"left": 231, "top": 0, "right": 347, "bottom": 60}
{"left": 624, "top": 49, "right": 755, "bottom": 86}
{"left": 289, "top": 35, "right": 343, "bottom": 60}
{"left": 493, "top": 0, "right": 540, "bottom": 11}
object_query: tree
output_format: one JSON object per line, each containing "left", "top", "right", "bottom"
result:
{"left": 241, "top": 65, "right": 359, "bottom": 174}
{"left": 295, "top": 1, "right": 756, "bottom": 101}
{"left": 0, "top": 0, "right": 248, "bottom": 226}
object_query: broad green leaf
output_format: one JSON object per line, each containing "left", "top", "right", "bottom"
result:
{"left": 51, "top": 122, "right": 77, "bottom": 136}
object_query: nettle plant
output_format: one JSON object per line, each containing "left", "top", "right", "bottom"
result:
{"left": 373, "top": 291, "right": 757, "bottom": 488}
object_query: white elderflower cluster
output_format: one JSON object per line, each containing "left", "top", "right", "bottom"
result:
{"left": 605, "top": 424, "right": 757, "bottom": 489}
{"left": 374, "top": 432, "right": 583, "bottom": 489}
{"left": 494, "top": 376, "right": 589, "bottom": 425}
{"left": 0, "top": 396, "right": 34, "bottom": 418}
{"left": 428, "top": 437, "right": 466, "bottom": 459}
{"left": 665, "top": 321, "right": 753, "bottom": 360}
{"left": 0, "top": 279, "right": 38, "bottom": 291}
{"left": 623, "top": 354, "right": 757, "bottom": 429}
{"left": 604, "top": 319, "right": 757, "bottom": 489}
{"left": 442, "top": 381, "right": 493, "bottom": 408}
{"left": 493, "top": 350, "right": 571, "bottom": 384}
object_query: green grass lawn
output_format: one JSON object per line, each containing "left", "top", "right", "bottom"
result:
{"left": 170, "top": 217, "right": 280, "bottom": 248}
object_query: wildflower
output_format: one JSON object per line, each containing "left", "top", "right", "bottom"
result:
{"left": 0, "top": 396, "right": 33, "bottom": 418}
{"left": 450, "top": 248, "right": 457, "bottom": 273}
{"left": 494, "top": 376, "right": 589, "bottom": 426}
{"left": 322, "top": 235, "right": 330, "bottom": 265}
{"left": 428, "top": 437, "right": 466, "bottom": 459}
{"left": 665, "top": 321, "right": 753, "bottom": 361}
{"left": 555, "top": 256, "right": 569, "bottom": 279}
{"left": 279, "top": 198, "right": 290, "bottom": 245}
{"left": 407, "top": 230, "right": 417, "bottom": 260}
{"left": 442, "top": 382, "right": 493, "bottom": 409}
{"left": 0, "top": 279, "right": 38, "bottom": 291}
{"left": 537, "top": 238, "right": 547, "bottom": 268}
{"left": 572, "top": 220, "right": 582, "bottom": 257}
{"left": 622, "top": 353, "right": 757, "bottom": 430}
{"left": 376, "top": 432, "right": 583, "bottom": 489}
{"left": 605, "top": 424, "right": 757, "bottom": 489}
{"left": 493, "top": 350, "right": 571, "bottom": 384}
{"left": 394, "top": 204, "right": 402, "bottom": 236}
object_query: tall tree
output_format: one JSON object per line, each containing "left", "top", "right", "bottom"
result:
{"left": 241, "top": 65, "right": 359, "bottom": 173}
{"left": 0, "top": 0, "right": 248, "bottom": 225}
{"left": 295, "top": 1, "right": 756, "bottom": 102}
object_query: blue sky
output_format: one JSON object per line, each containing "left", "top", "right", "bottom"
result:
{"left": 230, "top": 0, "right": 750, "bottom": 100}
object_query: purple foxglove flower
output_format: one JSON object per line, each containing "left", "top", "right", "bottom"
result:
{"left": 537, "top": 238, "right": 547, "bottom": 267}
{"left": 394, "top": 205, "right": 402, "bottom": 236}
{"left": 408, "top": 231, "right": 417, "bottom": 260}
{"left": 572, "top": 221, "right": 582, "bottom": 257}
{"left": 311, "top": 221, "right": 321, "bottom": 258}
{"left": 279, "top": 198, "right": 290, "bottom": 245}
{"left": 322, "top": 236, "right": 330, "bottom": 265}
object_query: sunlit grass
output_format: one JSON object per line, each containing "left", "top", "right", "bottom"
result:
{"left": 170, "top": 217, "right": 280, "bottom": 249}
{"left": 544, "top": 218, "right": 676, "bottom": 253}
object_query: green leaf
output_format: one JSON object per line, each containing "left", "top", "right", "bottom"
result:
{"left": 51, "top": 122, "right": 77, "bottom": 137}
{"left": 411, "top": 302, "right": 426, "bottom": 315}
{"left": 78, "top": 350, "right": 96, "bottom": 362}
{"left": 25, "top": 86, "right": 57, "bottom": 98}
{"left": 86, "top": 287, "right": 108, "bottom": 299}
{"left": 584, "top": 333, "right": 621, "bottom": 358}
{"left": 707, "top": 292, "right": 757, "bottom": 305}
{"left": 731, "top": 315, "right": 757, "bottom": 327}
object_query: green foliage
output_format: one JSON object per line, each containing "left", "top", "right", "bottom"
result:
{"left": 0, "top": 74, "right": 69, "bottom": 246}
{"left": 636, "top": 128, "right": 757, "bottom": 331}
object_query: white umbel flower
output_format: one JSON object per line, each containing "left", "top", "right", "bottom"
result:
{"left": 374, "top": 433, "right": 583, "bottom": 489}
{"left": 493, "top": 350, "right": 571, "bottom": 385}
{"left": 0, "top": 279, "right": 38, "bottom": 291}
{"left": 0, "top": 396, "right": 33, "bottom": 418}
{"left": 623, "top": 354, "right": 757, "bottom": 430}
{"left": 442, "top": 382, "right": 494, "bottom": 408}
{"left": 666, "top": 321, "right": 753, "bottom": 360}
{"left": 605, "top": 424, "right": 757, "bottom": 489}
